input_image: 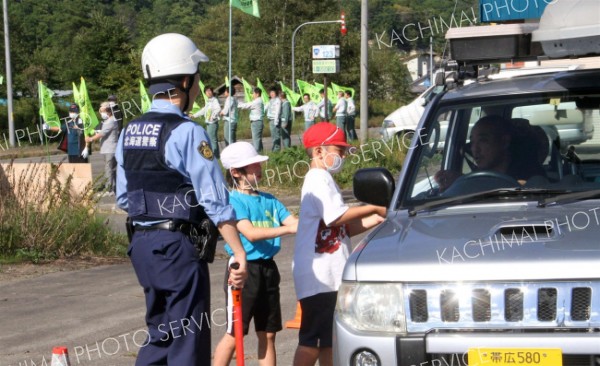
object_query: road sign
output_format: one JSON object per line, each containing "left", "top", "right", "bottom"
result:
{"left": 312, "top": 59, "right": 340, "bottom": 74}
{"left": 312, "top": 45, "right": 340, "bottom": 59}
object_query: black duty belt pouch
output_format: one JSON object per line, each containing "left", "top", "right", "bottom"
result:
{"left": 181, "top": 218, "right": 219, "bottom": 263}
{"left": 125, "top": 217, "right": 134, "bottom": 243}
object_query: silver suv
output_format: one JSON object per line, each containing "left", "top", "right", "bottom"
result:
{"left": 334, "top": 67, "right": 600, "bottom": 366}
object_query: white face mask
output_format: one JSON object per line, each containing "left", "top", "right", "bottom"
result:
{"left": 69, "top": 113, "right": 78, "bottom": 119}
{"left": 325, "top": 153, "right": 345, "bottom": 174}
{"left": 101, "top": 112, "right": 109, "bottom": 120}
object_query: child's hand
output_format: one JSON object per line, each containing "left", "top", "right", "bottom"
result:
{"left": 228, "top": 258, "right": 247, "bottom": 288}
{"left": 287, "top": 221, "right": 298, "bottom": 234}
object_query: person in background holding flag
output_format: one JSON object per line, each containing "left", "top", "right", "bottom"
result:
{"left": 265, "top": 87, "right": 282, "bottom": 152}
{"left": 192, "top": 86, "right": 222, "bottom": 159}
{"left": 316, "top": 89, "right": 333, "bottom": 122}
{"left": 220, "top": 85, "right": 238, "bottom": 146}
{"left": 239, "top": 88, "right": 265, "bottom": 153}
{"left": 108, "top": 95, "right": 124, "bottom": 134}
{"left": 345, "top": 90, "right": 357, "bottom": 141}
{"left": 293, "top": 93, "right": 318, "bottom": 132}
{"left": 44, "top": 103, "right": 88, "bottom": 163}
{"left": 115, "top": 33, "right": 247, "bottom": 366}
{"left": 85, "top": 102, "right": 119, "bottom": 195}
{"left": 332, "top": 91, "right": 347, "bottom": 134}
{"left": 280, "top": 92, "right": 293, "bottom": 149}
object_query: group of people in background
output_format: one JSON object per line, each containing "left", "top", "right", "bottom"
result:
{"left": 42, "top": 95, "right": 122, "bottom": 195}
{"left": 189, "top": 84, "right": 357, "bottom": 156}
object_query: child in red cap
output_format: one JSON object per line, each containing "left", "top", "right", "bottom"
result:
{"left": 292, "top": 123, "right": 386, "bottom": 366}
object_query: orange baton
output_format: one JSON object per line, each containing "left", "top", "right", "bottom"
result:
{"left": 230, "top": 262, "right": 245, "bottom": 366}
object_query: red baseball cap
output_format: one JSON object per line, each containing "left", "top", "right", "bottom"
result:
{"left": 302, "top": 122, "right": 350, "bottom": 149}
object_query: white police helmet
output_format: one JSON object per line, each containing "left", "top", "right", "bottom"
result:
{"left": 141, "top": 33, "right": 209, "bottom": 80}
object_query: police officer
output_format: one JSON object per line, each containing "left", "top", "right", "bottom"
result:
{"left": 115, "top": 33, "right": 247, "bottom": 366}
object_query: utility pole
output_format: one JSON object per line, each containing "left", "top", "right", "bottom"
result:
{"left": 360, "top": 0, "right": 368, "bottom": 143}
{"left": 3, "top": 0, "right": 14, "bottom": 147}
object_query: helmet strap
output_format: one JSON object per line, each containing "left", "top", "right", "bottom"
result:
{"left": 181, "top": 75, "right": 194, "bottom": 112}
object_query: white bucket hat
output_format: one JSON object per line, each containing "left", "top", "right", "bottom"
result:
{"left": 221, "top": 142, "right": 268, "bottom": 169}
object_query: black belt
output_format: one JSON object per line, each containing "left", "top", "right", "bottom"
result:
{"left": 134, "top": 220, "right": 189, "bottom": 232}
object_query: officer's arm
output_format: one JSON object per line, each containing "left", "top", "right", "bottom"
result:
{"left": 166, "top": 124, "right": 247, "bottom": 285}
{"left": 115, "top": 131, "right": 128, "bottom": 211}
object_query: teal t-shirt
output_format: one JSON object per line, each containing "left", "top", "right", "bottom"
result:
{"left": 225, "top": 190, "right": 291, "bottom": 260}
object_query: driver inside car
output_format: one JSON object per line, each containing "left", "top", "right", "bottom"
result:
{"left": 434, "top": 115, "right": 546, "bottom": 192}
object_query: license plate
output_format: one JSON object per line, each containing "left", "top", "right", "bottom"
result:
{"left": 468, "top": 348, "right": 562, "bottom": 366}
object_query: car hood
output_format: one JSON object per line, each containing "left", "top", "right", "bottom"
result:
{"left": 349, "top": 201, "right": 600, "bottom": 283}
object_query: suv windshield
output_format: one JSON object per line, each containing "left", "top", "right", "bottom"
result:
{"left": 403, "top": 87, "right": 600, "bottom": 211}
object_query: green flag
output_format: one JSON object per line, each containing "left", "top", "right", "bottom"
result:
{"left": 241, "top": 78, "right": 254, "bottom": 103}
{"left": 231, "top": 0, "right": 260, "bottom": 18}
{"left": 279, "top": 81, "right": 301, "bottom": 106}
{"left": 72, "top": 82, "right": 82, "bottom": 106}
{"left": 297, "top": 79, "right": 320, "bottom": 103}
{"left": 198, "top": 79, "right": 208, "bottom": 105}
{"left": 139, "top": 79, "right": 151, "bottom": 113}
{"left": 38, "top": 81, "right": 61, "bottom": 128}
{"left": 256, "top": 78, "right": 269, "bottom": 105}
{"left": 78, "top": 77, "right": 99, "bottom": 136}
{"left": 190, "top": 102, "right": 202, "bottom": 116}
{"left": 313, "top": 82, "right": 336, "bottom": 103}
{"left": 332, "top": 82, "right": 356, "bottom": 100}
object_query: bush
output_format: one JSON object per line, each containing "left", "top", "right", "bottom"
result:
{"left": 259, "top": 137, "right": 406, "bottom": 192}
{"left": 0, "top": 162, "right": 127, "bottom": 263}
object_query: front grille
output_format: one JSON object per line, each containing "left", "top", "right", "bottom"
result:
{"left": 572, "top": 287, "right": 592, "bottom": 321}
{"left": 538, "top": 288, "right": 558, "bottom": 321}
{"left": 472, "top": 289, "right": 491, "bottom": 322}
{"left": 441, "top": 290, "right": 460, "bottom": 322}
{"left": 405, "top": 281, "right": 600, "bottom": 332}
{"left": 409, "top": 289, "right": 428, "bottom": 322}
{"left": 505, "top": 288, "right": 523, "bottom": 321}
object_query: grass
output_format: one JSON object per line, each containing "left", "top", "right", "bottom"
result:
{"left": 0, "top": 161, "right": 128, "bottom": 263}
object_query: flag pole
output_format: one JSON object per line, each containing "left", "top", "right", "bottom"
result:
{"left": 228, "top": 0, "right": 233, "bottom": 146}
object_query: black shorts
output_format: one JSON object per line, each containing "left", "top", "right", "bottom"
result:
{"left": 224, "top": 258, "right": 282, "bottom": 335}
{"left": 298, "top": 291, "right": 338, "bottom": 348}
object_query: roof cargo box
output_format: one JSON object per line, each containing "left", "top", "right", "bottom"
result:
{"left": 532, "top": 0, "right": 600, "bottom": 58}
{"left": 446, "top": 24, "right": 543, "bottom": 64}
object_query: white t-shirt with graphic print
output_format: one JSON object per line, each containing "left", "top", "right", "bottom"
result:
{"left": 293, "top": 168, "right": 350, "bottom": 300}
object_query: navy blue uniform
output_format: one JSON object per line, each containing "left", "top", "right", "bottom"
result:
{"left": 115, "top": 100, "right": 235, "bottom": 365}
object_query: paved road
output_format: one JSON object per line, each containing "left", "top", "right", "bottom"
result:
{"left": 0, "top": 131, "right": 375, "bottom": 366}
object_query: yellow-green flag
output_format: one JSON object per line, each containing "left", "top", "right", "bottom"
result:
{"left": 231, "top": 0, "right": 260, "bottom": 18}
{"left": 198, "top": 79, "right": 208, "bottom": 105}
{"left": 38, "top": 81, "right": 60, "bottom": 128}
{"left": 78, "top": 77, "right": 99, "bottom": 136}
{"left": 139, "top": 79, "right": 151, "bottom": 113}
{"left": 256, "top": 78, "right": 269, "bottom": 105}
{"left": 72, "top": 82, "right": 82, "bottom": 106}
{"left": 332, "top": 82, "right": 355, "bottom": 100}
{"left": 313, "top": 82, "right": 336, "bottom": 103}
{"left": 190, "top": 102, "right": 202, "bottom": 116}
{"left": 279, "top": 81, "right": 301, "bottom": 106}
{"left": 241, "top": 78, "right": 254, "bottom": 102}
{"left": 297, "top": 79, "right": 320, "bottom": 103}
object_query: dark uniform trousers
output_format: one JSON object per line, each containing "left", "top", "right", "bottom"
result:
{"left": 128, "top": 229, "right": 210, "bottom": 366}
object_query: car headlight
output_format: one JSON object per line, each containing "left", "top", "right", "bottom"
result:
{"left": 337, "top": 282, "right": 406, "bottom": 334}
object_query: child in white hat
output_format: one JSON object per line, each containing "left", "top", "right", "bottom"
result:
{"left": 214, "top": 141, "right": 298, "bottom": 366}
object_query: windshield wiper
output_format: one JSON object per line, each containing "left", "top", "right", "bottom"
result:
{"left": 537, "top": 188, "right": 600, "bottom": 207}
{"left": 408, "top": 188, "right": 565, "bottom": 216}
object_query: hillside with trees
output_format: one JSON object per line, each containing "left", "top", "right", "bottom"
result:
{"left": 0, "top": 0, "right": 477, "bottom": 133}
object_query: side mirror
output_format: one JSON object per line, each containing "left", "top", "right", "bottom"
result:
{"left": 353, "top": 168, "right": 396, "bottom": 207}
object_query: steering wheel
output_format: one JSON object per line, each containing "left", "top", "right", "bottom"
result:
{"left": 455, "top": 170, "right": 519, "bottom": 185}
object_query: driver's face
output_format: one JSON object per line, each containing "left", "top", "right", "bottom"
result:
{"left": 470, "top": 123, "right": 510, "bottom": 172}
